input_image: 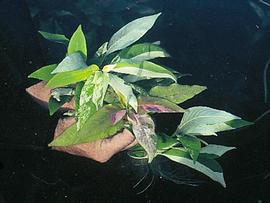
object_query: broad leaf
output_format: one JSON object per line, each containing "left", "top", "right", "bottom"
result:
{"left": 77, "top": 71, "right": 109, "bottom": 130}
{"left": 68, "top": 25, "right": 87, "bottom": 58}
{"left": 39, "top": 31, "right": 69, "bottom": 44}
{"left": 178, "top": 135, "right": 201, "bottom": 162}
{"left": 47, "top": 64, "right": 99, "bottom": 88}
{"left": 160, "top": 148, "right": 226, "bottom": 187}
{"left": 103, "top": 61, "right": 176, "bottom": 82}
{"left": 113, "top": 43, "right": 170, "bottom": 63}
{"left": 48, "top": 96, "right": 71, "bottom": 116}
{"left": 176, "top": 106, "right": 250, "bottom": 136}
{"left": 106, "top": 13, "right": 161, "bottom": 55}
{"left": 138, "top": 96, "right": 184, "bottom": 113}
{"left": 49, "top": 105, "right": 125, "bottom": 146}
{"left": 28, "top": 64, "right": 57, "bottom": 81}
{"left": 150, "top": 84, "right": 207, "bottom": 104}
{"left": 108, "top": 74, "right": 138, "bottom": 111}
{"left": 52, "top": 52, "right": 87, "bottom": 74}
{"left": 129, "top": 113, "right": 157, "bottom": 163}
{"left": 199, "top": 144, "right": 236, "bottom": 159}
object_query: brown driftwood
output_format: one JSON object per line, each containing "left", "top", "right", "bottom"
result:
{"left": 26, "top": 81, "right": 137, "bottom": 163}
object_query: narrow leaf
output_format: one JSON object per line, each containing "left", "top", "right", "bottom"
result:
{"left": 150, "top": 83, "right": 207, "bottom": 104}
{"left": 107, "top": 13, "right": 161, "bottom": 55}
{"left": 47, "top": 64, "right": 99, "bottom": 88}
{"left": 200, "top": 144, "right": 236, "bottom": 158}
{"left": 129, "top": 113, "right": 157, "bottom": 163}
{"left": 68, "top": 25, "right": 87, "bottom": 58}
{"left": 51, "top": 52, "right": 87, "bottom": 74}
{"left": 39, "top": 31, "right": 69, "bottom": 44}
{"left": 104, "top": 61, "right": 176, "bottom": 82}
{"left": 108, "top": 74, "right": 138, "bottom": 111}
{"left": 28, "top": 64, "right": 57, "bottom": 81}
{"left": 49, "top": 105, "right": 125, "bottom": 146}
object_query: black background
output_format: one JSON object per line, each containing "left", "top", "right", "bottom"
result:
{"left": 0, "top": 0, "right": 270, "bottom": 202}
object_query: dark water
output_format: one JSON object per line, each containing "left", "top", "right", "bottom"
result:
{"left": 0, "top": 0, "right": 270, "bottom": 202}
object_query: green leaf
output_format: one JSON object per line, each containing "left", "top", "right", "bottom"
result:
{"left": 129, "top": 113, "right": 157, "bottom": 163}
{"left": 114, "top": 43, "right": 170, "bottom": 63}
{"left": 51, "top": 52, "right": 87, "bottom": 74}
{"left": 150, "top": 84, "right": 207, "bottom": 104}
{"left": 157, "top": 134, "right": 178, "bottom": 151}
{"left": 68, "top": 25, "right": 87, "bottom": 58}
{"left": 49, "top": 104, "right": 125, "bottom": 146}
{"left": 199, "top": 144, "right": 236, "bottom": 159}
{"left": 95, "top": 42, "right": 108, "bottom": 57}
{"left": 178, "top": 135, "right": 201, "bottom": 162}
{"left": 28, "top": 64, "right": 57, "bottom": 81}
{"left": 176, "top": 106, "right": 250, "bottom": 136}
{"left": 106, "top": 13, "right": 161, "bottom": 55}
{"left": 51, "top": 87, "right": 74, "bottom": 101}
{"left": 160, "top": 148, "right": 226, "bottom": 187}
{"left": 47, "top": 64, "right": 99, "bottom": 88}
{"left": 108, "top": 74, "right": 138, "bottom": 111}
{"left": 127, "top": 144, "right": 148, "bottom": 159}
{"left": 74, "top": 81, "right": 84, "bottom": 112}
{"left": 38, "top": 31, "right": 69, "bottom": 44}
{"left": 48, "top": 96, "right": 71, "bottom": 116}
{"left": 103, "top": 61, "right": 176, "bottom": 82}
{"left": 77, "top": 71, "right": 109, "bottom": 130}
{"left": 138, "top": 96, "right": 184, "bottom": 113}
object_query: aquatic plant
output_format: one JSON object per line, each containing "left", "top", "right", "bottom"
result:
{"left": 28, "top": 13, "right": 252, "bottom": 187}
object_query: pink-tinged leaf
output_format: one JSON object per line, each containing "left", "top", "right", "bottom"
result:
{"left": 111, "top": 110, "right": 127, "bottom": 124}
{"left": 128, "top": 113, "right": 157, "bottom": 163}
{"left": 138, "top": 96, "right": 184, "bottom": 113}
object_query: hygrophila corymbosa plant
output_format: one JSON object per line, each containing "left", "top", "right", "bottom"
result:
{"left": 28, "top": 13, "right": 252, "bottom": 187}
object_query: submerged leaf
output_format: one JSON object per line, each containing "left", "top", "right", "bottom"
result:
{"left": 47, "top": 65, "right": 99, "bottom": 88}
{"left": 52, "top": 52, "right": 87, "bottom": 74}
{"left": 107, "top": 13, "right": 161, "bottom": 55}
{"left": 176, "top": 106, "right": 250, "bottom": 136}
{"left": 49, "top": 105, "right": 125, "bottom": 146}
{"left": 39, "top": 31, "right": 69, "bottom": 44}
{"left": 108, "top": 74, "right": 138, "bottom": 111}
{"left": 160, "top": 148, "right": 226, "bottom": 187}
{"left": 68, "top": 25, "right": 87, "bottom": 58}
{"left": 28, "top": 64, "right": 57, "bottom": 81}
{"left": 104, "top": 61, "right": 176, "bottom": 82}
{"left": 129, "top": 113, "right": 157, "bottom": 163}
{"left": 150, "top": 84, "right": 207, "bottom": 104}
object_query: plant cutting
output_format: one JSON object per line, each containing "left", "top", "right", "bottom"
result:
{"left": 27, "top": 13, "right": 252, "bottom": 187}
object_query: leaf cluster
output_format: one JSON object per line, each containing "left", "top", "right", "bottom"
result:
{"left": 29, "top": 13, "right": 252, "bottom": 187}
